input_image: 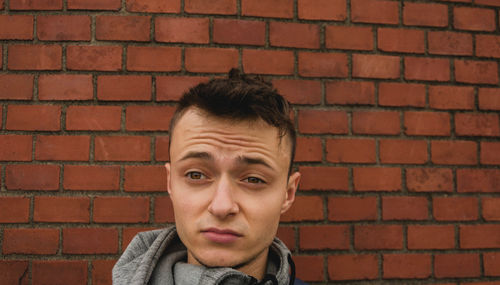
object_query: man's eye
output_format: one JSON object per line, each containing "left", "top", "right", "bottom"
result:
{"left": 186, "top": 171, "right": 205, "bottom": 180}
{"left": 245, "top": 177, "right": 265, "bottom": 184}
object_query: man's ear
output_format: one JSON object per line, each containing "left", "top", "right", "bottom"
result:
{"left": 165, "top": 162, "right": 172, "bottom": 195}
{"left": 281, "top": 171, "right": 301, "bottom": 214}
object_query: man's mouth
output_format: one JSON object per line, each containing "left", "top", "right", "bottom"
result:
{"left": 201, "top": 228, "right": 243, "bottom": 243}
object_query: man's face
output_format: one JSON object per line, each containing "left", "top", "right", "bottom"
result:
{"left": 165, "top": 108, "right": 300, "bottom": 276}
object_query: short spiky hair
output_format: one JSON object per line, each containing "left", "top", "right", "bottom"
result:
{"left": 169, "top": 69, "right": 296, "bottom": 174}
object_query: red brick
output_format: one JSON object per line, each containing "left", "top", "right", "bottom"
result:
{"left": 276, "top": 226, "right": 295, "bottom": 251}
{"left": 280, "top": 196, "right": 323, "bottom": 222}
{"left": 325, "top": 26, "right": 373, "bottom": 51}
{"left": 96, "top": 16, "right": 150, "bottom": 41}
{"left": 8, "top": 44, "right": 61, "bottom": 70}
{"left": 404, "top": 111, "right": 450, "bottom": 136}
{"left": 0, "top": 197, "right": 30, "bottom": 223}
{"left": 35, "top": 135, "right": 90, "bottom": 161}
{"left": 300, "top": 225, "right": 349, "bottom": 250}
{"left": 429, "top": 85, "right": 474, "bottom": 110}
{"left": 355, "top": 225, "right": 402, "bottom": 249}
{"left": 10, "top": 0, "right": 62, "bottom": 10}
{"left": 295, "top": 137, "right": 322, "bottom": 162}
{"left": 185, "top": 48, "right": 238, "bottom": 73}
{"left": 458, "top": 169, "right": 500, "bottom": 193}
{"left": 479, "top": 88, "right": 500, "bottom": 110}
{"left": 326, "top": 81, "right": 375, "bottom": 105}
{"left": 93, "top": 196, "right": 149, "bottom": 223}
{"left": 124, "top": 165, "right": 167, "bottom": 192}
{"left": 298, "top": 52, "right": 348, "bottom": 77}
{"left": 378, "top": 28, "right": 425, "bottom": 53}
{"left": 454, "top": 7, "right": 495, "bottom": 31}
{"left": 0, "top": 260, "right": 29, "bottom": 285}
{"left": 127, "top": 46, "right": 181, "bottom": 72}
{"left": 243, "top": 49, "right": 294, "bottom": 75}
{"left": 37, "top": 15, "right": 90, "bottom": 41}
{"left": 270, "top": 22, "right": 319, "bottom": 49}
{"left": 298, "top": 166, "right": 349, "bottom": 191}
{"left": 63, "top": 228, "right": 118, "bottom": 254}
{"left": 477, "top": 35, "right": 500, "bottom": 58}
{"left": 435, "top": 254, "right": 480, "bottom": 278}
{"left": 456, "top": 113, "right": 500, "bottom": 137}
{"left": 95, "top": 136, "right": 150, "bottom": 161}
{"left": 431, "top": 140, "right": 477, "bottom": 165}
{"left": 434, "top": 196, "right": 478, "bottom": 221}
{"left": 64, "top": 165, "right": 120, "bottom": 191}
{"left": 0, "top": 74, "right": 33, "bottom": 100}
{"left": 380, "top": 139, "right": 427, "bottom": 164}
{"left": 485, "top": 253, "right": 500, "bottom": 277}
{"left": 328, "top": 254, "right": 378, "bottom": 281}
{"left": 5, "top": 164, "right": 60, "bottom": 191}
{"left": 242, "top": 0, "right": 292, "bottom": 18}
{"left": 351, "top": 0, "right": 398, "bottom": 24}
{"left": 92, "top": 259, "right": 117, "bottom": 285}
{"left": 32, "top": 260, "right": 87, "bottom": 285}
{"left": 185, "top": 0, "right": 236, "bottom": 15}
{"left": 326, "top": 138, "right": 375, "bottom": 163}
{"left": 126, "top": 105, "right": 175, "bottom": 131}
{"left": 329, "top": 196, "right": 377, "bottom": 222}
{"left": 455, "top": 60, "right": 498, "bottom": 84}
{"left": 127, "top": 0, "right": 179, "bottom": 12}
{"left": 67, "top": 45, "right": 122, "bottom": 71}
{"left": 352, "top": 111, "right": 400, "bottom": 135}
{"left": 6, "top": 105, "right": 60, "bottom": 131}
{"left": 293, "top": 256, "right": 323, "bottom": 282}
{"left": 408, "top": 225, "right": 455, "bottom": 249}
{"left": 298, "top": 110, "right": 348, "bottom": 134}
{"left": 39, "top": 74, "right": 92, "bottom": 101}
{"left": 460, "top": 225, "right": 500, "bottom": 249}
{"left": 476, "top": 0, "right": 500, "bottom": 5}
{"left": 0, "top": 135, "right": 32, "bottom": 161}
{"left": 155, "top": 136, "right": 170, "bottom": 161}
{"left": 214, "top": 19, "right": 265, "bottom": 46}
{"left": 353, "top": 167, "right": 401, "bottom": 191}
{"left": 97, "top": 75, "right": 151, "bottom": 101}
{"left": 68, "top": 0, "right": 121, "bottom": 10}
{"left": 353, "top": 54, "right": 399, "bottom": 79}
{"left": 155, "top": 17, "right": 209, "bottom": 44}
{"left": 157, "top": 76, "right": 209, "bottom": 102}
{"left": 3, "top": 228, "right": 59, "bottom": 254}
{"left": 273, "top": 79, "right": 321, "bottom": 105}
{"left": 66, "top": 106, "right": 122, "bottom": 131}
{"left": 405, "top": 57, "right": 450, "bottom": 81}
{"left": 0, "top": 0, "right": 3, "bottom": 9}
{"left": 298, "top": 0, "right": 346, "bottom": 20}
{"left": 34, "top": 196, "right": 89, "bottom": 223}
{"left": 122, "top": 227, "right": 159, "bottom": 249}
{"left": 482, "top": 142, "right": 500, "bottom": 165}
{"left": 383, "top": 254, "right": 431, "bottom": 279}
{"left": 406, "top": 168, "right": 453, "bottom": 192}
{"left": 0, "top": 15, "right": 33, "bottom": 40}
{"left": 382, "top": 196, "right": 428, "bottom": 220}
{"left": 403, "top": 2, "right": 448, "bottom": 27}
{"left": 154, "top": 196, "right": 175, "bottom": 223}
{"left": 483, "top": 197, "right": 500, "bottom": 221}
{"left": 379, "top": 82, "right": 426, "bottom": 107}
{"left": 428, "top": 31, "right": 473, "bottom": 56}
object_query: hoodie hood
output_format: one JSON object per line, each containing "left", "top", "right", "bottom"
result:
{"left": 112, "top": 226, "right": 296, "bottom": 285}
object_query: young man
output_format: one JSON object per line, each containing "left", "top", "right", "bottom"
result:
{"left": 113, "top": 69, "right": 304, "bottom": 285}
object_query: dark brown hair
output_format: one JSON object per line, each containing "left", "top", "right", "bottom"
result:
{"left": 169, "top": 69, "right": 296, "bottom": 174}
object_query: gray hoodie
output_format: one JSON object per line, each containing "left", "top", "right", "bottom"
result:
{"left": 112, "top": 226, "right": 302, "bottom": 285}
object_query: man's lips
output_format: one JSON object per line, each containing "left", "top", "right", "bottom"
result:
{"left": 201, "top": 228, "right": 242, "bottom": 243}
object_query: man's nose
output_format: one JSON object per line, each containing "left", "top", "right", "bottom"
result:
{"left": 208, "top": 175, "right": 239, "bottom": 219}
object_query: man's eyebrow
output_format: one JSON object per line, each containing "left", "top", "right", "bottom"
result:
{"left": 178, "top": 151, "right": 213, "bottom": 162}
{"left": 237, "top": 155, "right": 273, "bottom": 170}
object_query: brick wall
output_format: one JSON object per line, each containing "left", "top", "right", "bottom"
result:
{"left": 1, "top": 0, "right": 500, "bottom": 284}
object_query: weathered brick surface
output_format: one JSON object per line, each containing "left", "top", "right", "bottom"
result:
{"left": 0, "top": 1, "right": 498, "bottom": 283}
